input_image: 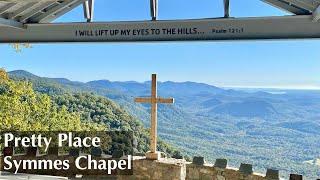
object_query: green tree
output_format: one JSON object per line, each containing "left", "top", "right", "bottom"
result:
{"left": 11, "top": 43, "right": 31, "bottom": 52}
{"left": 0, "top": 69, "right": 104, "bottom": 131}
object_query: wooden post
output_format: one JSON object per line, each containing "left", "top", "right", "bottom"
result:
{"left": 150, "top": 74, "right": 157, "bottom": 154}
{"left": 135, "top": 74, "right": 174, "bottom": 160}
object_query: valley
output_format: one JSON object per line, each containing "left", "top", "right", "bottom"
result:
{"left": 9, "top": 70, "right": 320, "bottom": 179}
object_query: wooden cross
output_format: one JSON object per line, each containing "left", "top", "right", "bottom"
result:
{"left": 135, "top": 74, "right": 174, "bottom": 160}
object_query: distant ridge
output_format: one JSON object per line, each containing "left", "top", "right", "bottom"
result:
{"left": 7, "top": 69, "right": 320, "bottom": 179}
{"left": 210, "top": 99, "right": 277, "bottom": 118}
{"left": 8, "top": 70, "right": 277, "bottom": 119}
{"left": 9, "top": 70, "right": 39, "bottom": 79}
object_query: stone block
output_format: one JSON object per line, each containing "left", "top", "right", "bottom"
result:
{"left": 26, "top": 147, "right": 38, "bottom": 157}
{"left": 69, "top": 148, "right": 79, "bottom": 157}
{"left": 199, "top": 167, "right": 213, "bottom": 175}
{"left": 217, "top": 175, "right": 226, "bottom": 180}
{"left": 239, "top": 163, "right": 253, "bottom": 175}
{"left": 266, "top": 169, "right": 279, "bottom": 180}
{"left": 146, "top": 151, "right": 160, "bottom": 160}
{"left": 174, "top": 154, "right": 184, "bottom": 159}
{"left": 112, "top": 150, "right": 124, "bottom": 158}
{"left": 3, "top": 147, "right": 13, "bottom": 156}
{"left": 187, "top": 168, "right": 200, "bottom": 178}
{"left": 192, "top": 156, "right": 205, "bottom": 166}
{"left": 134, "top": 152, "right": 145, "bottom": 156}
{"left": 91, "top": 147, "right": 102, "bottom": 157}
{"left": 153, "top": 170, "right": 162, "bottom": 178}
{"left": 200, "top": 173, "right": 212, "bottom": 180}
{"left": 47, "top": 147, "right": 59, "bottom": 156}
{"left": 214, "top": 159, "right": 227, "bottom": 169}
{"left": 290, "top": 174, "right": 303, "bottom": 180}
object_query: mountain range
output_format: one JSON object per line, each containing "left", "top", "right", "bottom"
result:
{"left": 9, "top": 70, "right": 320, "bottom": 179}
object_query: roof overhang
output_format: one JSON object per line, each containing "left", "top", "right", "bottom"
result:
{"left": 0, "top": 0, "right": 92, "bottom": 29}
{"left": 0, "top": 0, "right": 320, "bottom": 42}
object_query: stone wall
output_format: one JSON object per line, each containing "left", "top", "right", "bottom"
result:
{"left": 120, "top": 156, "right": 304, "bottom": 180}
{"left": 186, "top": 163, "right": 266, "bottom": 180}
{"left": 118, "top": 157, "right": 186, "bottom": 180}
{"left": 0, "top": 147, "right": 306, "bottom": 180}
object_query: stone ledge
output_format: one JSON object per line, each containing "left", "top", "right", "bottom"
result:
{"left": 123, "top": 157, "right": 271, "bottom": 180}
{"left": 0, "top": 152, "right": 307, "bottom": 179}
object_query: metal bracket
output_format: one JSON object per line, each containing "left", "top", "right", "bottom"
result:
{"left": 150, "top": 0, "right": 158, "bottom": 21}
{"left": 224, "top": 0, "right": 230, "bottom": 18}
{"left": 83, "top": 0, "right": 95, "bottom": 22}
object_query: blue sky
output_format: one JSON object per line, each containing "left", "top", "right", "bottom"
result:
{"left": 1, "top": 0, "right": 320, "bottom": 89}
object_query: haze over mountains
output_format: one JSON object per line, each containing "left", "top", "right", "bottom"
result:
{"left": 9, "top": 70, "right": 320, "bottom": 179}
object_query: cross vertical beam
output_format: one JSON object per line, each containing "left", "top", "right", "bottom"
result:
{"left": 135, "top": 74, "right": 174, "bottom": 160}
{"left": 150, "top": 74, "right": 157, "bottom": 154}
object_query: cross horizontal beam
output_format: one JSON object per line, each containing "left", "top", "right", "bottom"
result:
{"left": 1, "top": 15, "right": 320, "bottom": 43}
{"left": 135, "top": 97, "right": 174, "bottom": 104}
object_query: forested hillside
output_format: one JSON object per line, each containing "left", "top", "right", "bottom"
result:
{"left": 8, "top": 70, "right": 320, "bottom": 179}
{"left": 0, "top": 69, "right": 103, "bottom": 131}
{"left": 1, "top": 69, "right": 182, "bottom": 158}
{"left": 51, "top": 92, "right": 182, "bottom": 156}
